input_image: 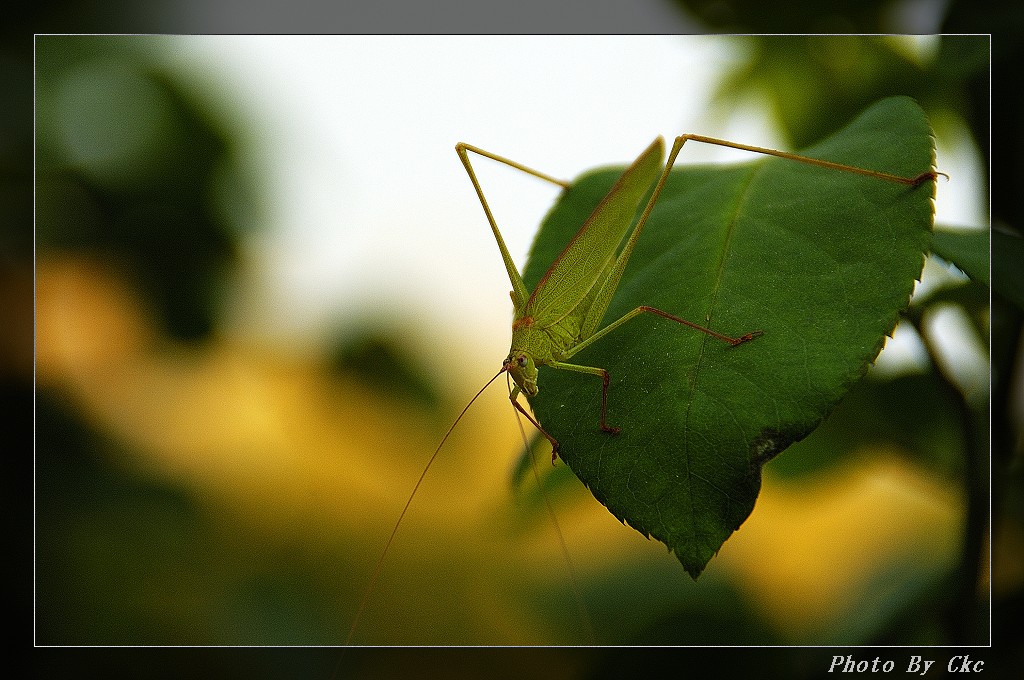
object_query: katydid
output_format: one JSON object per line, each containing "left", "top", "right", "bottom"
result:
{"left": 344, "top": 132, "right": 936, "bottom": 646}
{"left": 457, "top": 135, "right": 934, "bottom": 458}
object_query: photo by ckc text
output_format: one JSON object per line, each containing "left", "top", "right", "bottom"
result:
{"left": 828, "top": 655, "right": 985, "bottom": 674}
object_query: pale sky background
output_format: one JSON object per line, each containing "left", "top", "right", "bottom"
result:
{"left": 157, "top": 35, "right": 986, "bottom": 382}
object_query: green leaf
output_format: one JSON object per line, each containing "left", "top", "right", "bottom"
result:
{"left": 930, "top": 228, "right": 989, "bottom": 285}
{"left": 520, "top": 97, "right": 936, "bottom": 577}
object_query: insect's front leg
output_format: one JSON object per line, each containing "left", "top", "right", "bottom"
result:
{"left": 509, "top": 384, "right": 562, "bottom": 460}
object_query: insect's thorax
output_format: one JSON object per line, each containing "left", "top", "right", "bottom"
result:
{"left": 507, "top": 309, "right": 589, "bottom": 395}
{"left": 510, "top": 313, "right": 581, "bottom": 365}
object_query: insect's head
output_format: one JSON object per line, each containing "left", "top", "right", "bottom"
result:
{"left": 504, "top": 352, "right": 538, "bottom": 397}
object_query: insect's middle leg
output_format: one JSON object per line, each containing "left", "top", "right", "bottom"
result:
{"left": 567, "top": 305, "right": 762, "bottom": 366}
{"left": 553, "top": 307, "right": 762, "bottom": 437}
{"left": 548, "top": 360, "right": 621, "bottom": 436}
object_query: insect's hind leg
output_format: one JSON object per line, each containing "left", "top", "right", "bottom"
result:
{"left": 455, "top": 142, "right": 571, "bottom": 189}
{"left": 672, "top": 133, "right": 939, "bottom": 186}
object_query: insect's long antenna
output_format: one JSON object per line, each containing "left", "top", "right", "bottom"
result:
{"left": 509, "top": 379, "right": 596, "bottom": 644}
{"left": 344, "top": 366, "right": 507, "bottom": 647}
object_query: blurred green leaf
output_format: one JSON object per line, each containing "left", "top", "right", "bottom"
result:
{"left": 506, "top": 432, "right": 591, "bottom": 532}
{"left": 625, "top": 579, "right": 780, "bottom": 645}
{"left": 716, "top": 37, "right": 931, "bottom": 148}
{"left": 672, "top": 0, "right": 895, "bottom": 32}
{"left": 35, "top": 36, "right": 251, "bottom": 341}
{"left": 329, "top": 327, "right": 442, "bottom": 409}
{"left": 694, "top": 35, "right": 988, "bottom": 163}
{"left": 35, "top": 389, "right": 216, "bottom": 644}
{"left": 991, "top": 229, "right": 1024, "bottom": 310}
{"left": 767, "top": 372, "right": 967, "bottom": 481}
{"left": 930, "top": 228, "right": 989, "bottom": 285}
{"left": 915, "top": 278, "right": 990, "bottom": 346}
{"left": 523, "top": 97, "right": 936, "bottom": 577}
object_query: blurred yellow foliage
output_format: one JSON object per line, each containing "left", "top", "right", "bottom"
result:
{"left": 36, "top": 253, "right": 980, "bottom": 645}
{"left": 723, "top": 456, "right": 964, "bottom": 642}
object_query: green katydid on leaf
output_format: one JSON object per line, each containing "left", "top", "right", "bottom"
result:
{"left": 516, "top": 96, "right": 937, "bottom": 577}
{"left": 347, "top": 96, "right": 937, "bottom": 644}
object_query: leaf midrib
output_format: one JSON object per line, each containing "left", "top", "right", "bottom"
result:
{"left": 680, "top": 162, "right": 763, "bottom": 532}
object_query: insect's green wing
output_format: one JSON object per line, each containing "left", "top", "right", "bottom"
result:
{"left": 523, "top": 138, "right": 665, "bottom": 328}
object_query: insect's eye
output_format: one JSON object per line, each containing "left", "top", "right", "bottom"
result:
{"left": 517, "top": 355, "right": 528, "bottom": 367}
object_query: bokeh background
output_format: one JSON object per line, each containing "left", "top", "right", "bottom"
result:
{"left": 11, "top": 0, "right": 1022, "bottom": 678}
